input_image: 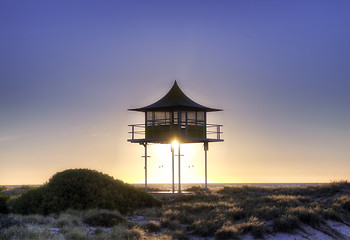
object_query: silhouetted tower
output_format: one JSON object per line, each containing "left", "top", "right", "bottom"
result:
{"left": 128, "top": 81, "right": 223, "bottom": 193}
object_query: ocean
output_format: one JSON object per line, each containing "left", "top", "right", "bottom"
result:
{"left": 131, "top": 182, "right": 325, "bottom": 191}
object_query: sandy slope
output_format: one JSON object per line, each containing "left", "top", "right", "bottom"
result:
{"left": 241, "top": 221, "right": 350, "bottom": 240}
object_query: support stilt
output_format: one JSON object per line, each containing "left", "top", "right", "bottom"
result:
{"left": 178, "top": 143, "right": 181, "bottom": 193}
{"left": 142, "top": 143, "right": 148, "bottom": 191}
{"left": 145, "top": 143, "right": 148, "bottom": 191}
{"left": 204, "top": 142, "right": 209, "bottom": 191}
{"left": 171, "top": 144, "right": 175, "bottom": 193}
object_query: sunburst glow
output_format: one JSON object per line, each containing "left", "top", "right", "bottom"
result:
{"left": 171, "top": 140, "right": 179, "bottom": 150}
{"left": 148, "top": 142, "right": 204, "bottom": 183}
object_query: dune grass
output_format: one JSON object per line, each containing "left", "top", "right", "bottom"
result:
{"left": 156, "top": 181, "right": 350, "bottom": 239}
{"left": 1, "top": 181, "right": 350, "bottom": 239}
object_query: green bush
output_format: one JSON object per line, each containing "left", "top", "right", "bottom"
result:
{"left": 0, "top": 197, "right": 8, "bottom": 214}
{"left": 0, "top": 188, "right": 9, "bottom": 214}
{"left": 11, "top": 169, "right": 162, "bottom": 215}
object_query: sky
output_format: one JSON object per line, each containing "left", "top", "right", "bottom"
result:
{"left": 1, "top": 0, "right": 349, "bottom": 185}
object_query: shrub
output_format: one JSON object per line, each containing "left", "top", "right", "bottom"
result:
{"left": 12, "top": 169, "right": 162, "bottom": 215}
{"left": 272, "top": 214, "right": 300, "bottom": 232}
{"left": 236, "top": 216, "right": 266, "bottom": 238}
{"left": 169, "top": 229, "right": 188, "bottom": 240}
{"left": 162, "top": 209, "right": 194, "bottom": 225}
{"left": 255, "top": 206, "right": 284, "bottom": 220}
{"left": 0, "top": 188, "right": 9, "bottom": 214}
{"left": 184, "top": 186, "right": 206, "bottom": 192}
{"left": 83, "top": 211, "right": 126, "bottom": 227}
{"left": 145, "top": 220, "right": 161, "bottom": 232}
{"left": 225, "top": 207, "right": 245, "bottom": 221}
{"left": 322, "top": 208, "right": 341, "bottom": 221}
{"left": 110, "top": 226, "right": 145, "bottom": 240}
{"left": 64, "top": 226, "right": 89, "bottom": 240}
{"left": 20, "top": 214, "right": 55, "bottom": 225}
{"left": 0, "top": 225, "right": 58, "bottom": 240}
{"left": 192, "top": 219, "right": 223, "bottom": 237}
{"left": 288, "top": 206, "right": 322, "bottom": 227}
{"left": 167, "top": 220, "right": 181, "bottom": 231}
{"left": 54, "top": 213, "right": 81, "bottom": 228}
{"left": 336, "top": 196, "right": 350, "bottom": 211}
{"left": 215, "top": 225, "right": 239, "bottom": 240}
{"left": 0, "top": 215, "right": 23, "bottom": 229}
{"left": 0, "top": 226, "right": 39, "bottom": 240}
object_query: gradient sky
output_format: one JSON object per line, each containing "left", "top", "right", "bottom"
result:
{"left": 1, "top": 1, "right": 349, "bottom": 185}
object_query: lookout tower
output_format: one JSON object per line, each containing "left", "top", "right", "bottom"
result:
{"left": 128, "top": 81, "right": 223, "bottom": 193}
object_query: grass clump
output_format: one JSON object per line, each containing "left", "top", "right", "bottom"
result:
{"left": 215, "top": 225, "right": 239, "bottom": 240}
{"left": 192, "top": 218, "right": 223, "bottom": 237}
{"left": 144, "top": 220, "right": 161, "bottom": 232}
{"left": 288, "top": 206, "right": 322, "bottom": 227}
{"left": 226, "top": 206, "right": 245, "bottom": 221}
{"left": 168, "top": 229, "right": 188, "bottom": 240}
{"left": 54, "top": 213, "right": 81, "bottom": 228}
{"left": 64, "top": 226, "right": 89, "bottom": 240}
{"left": 11, "top": 168, "right": 161, "bottom": 215}
{"left": 83, "top": 211, "right": 126, "bottom": 227}
{"left": 106, "top": 225, "right": 145, "bottom": 240}
{"left": 0, "top": 215, "right": 23, "bottom": 229}
{"left": 0, "top": 225, "right": 59, "bottom": 240}
{"left": 272, "top": 214, "right": 300, "bottom": 232}
{"left": 184, "top": 186, "right": 206, "bottom": 192}
{"left": 236, "top": 216, "right": 266, "bottom": 238}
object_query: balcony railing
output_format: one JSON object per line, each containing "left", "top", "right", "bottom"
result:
{"left": 128, "top": 122, "right": 223, "bottom": 143}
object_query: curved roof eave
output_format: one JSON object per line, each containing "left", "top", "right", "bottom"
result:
{"left": 128, "top": 81, "right": 222, "bottom": 112}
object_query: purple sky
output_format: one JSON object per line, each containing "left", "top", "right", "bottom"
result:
{"left": 1, "top": 1, "right": 350, "bottom": 184}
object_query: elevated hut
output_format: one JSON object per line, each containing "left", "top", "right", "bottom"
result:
{"left": 128, "top": 81, "right": 223, "bottom": 192}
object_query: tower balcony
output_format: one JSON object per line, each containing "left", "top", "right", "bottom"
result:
{"left": 128, "top": 122, "right": 223, "bottom": 143}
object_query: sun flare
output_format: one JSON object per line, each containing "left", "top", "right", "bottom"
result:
{"left": 171, "top": 140, "right": 179, "bottom": 150}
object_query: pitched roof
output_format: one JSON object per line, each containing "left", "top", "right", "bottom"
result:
{"left": 129, "top": 81, "right": 222, "bottom": 112}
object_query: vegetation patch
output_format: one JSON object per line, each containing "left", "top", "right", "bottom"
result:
{"left": 144, "top": 220, "right": 161, "bottom": 232}
{"left": 0, "top": 187, "right": 9, "bottom": 214}
{"left": 156, "top": 181, "right": 350, "bottom": 239}
{"left": 11, "top": 169, "right": 161, "bottom": 215}
{"left": 83, "top": 211, "right": 126, "bottom": 227}
{"left": 4, "top": 180, "right": 350, "bottom": 239}
{"left": 0, "top": 215, "right": 23, "bottom": 229}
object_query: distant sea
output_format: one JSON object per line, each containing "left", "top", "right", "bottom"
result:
{"left": 2, "top": 185, "right": 41, "bottom": 188}
{"left": 131, "top": 183, "right": 325, "bottom": 190}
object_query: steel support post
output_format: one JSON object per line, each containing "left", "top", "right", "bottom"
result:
{"left": 178, "top": 143, "right": 181, "bottom": 193}
{"left": 171, "top": 144, "right": 175, "bottom": 193}
{"left": 204, "top": 142, "right": 209, "bottom": 191}
{"left": 144, "top": 143, "right": 147, "bottom": 191}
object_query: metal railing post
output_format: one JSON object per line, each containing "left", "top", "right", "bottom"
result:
{"left": 217, "top": 125, "right": 220, "bottom": 140}
{"left": 132, "top": 125, "right": 134, "bottom": 140}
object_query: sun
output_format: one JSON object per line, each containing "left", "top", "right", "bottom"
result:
{"left": 171, "top": 140, "right": 179, "bottom": 150}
